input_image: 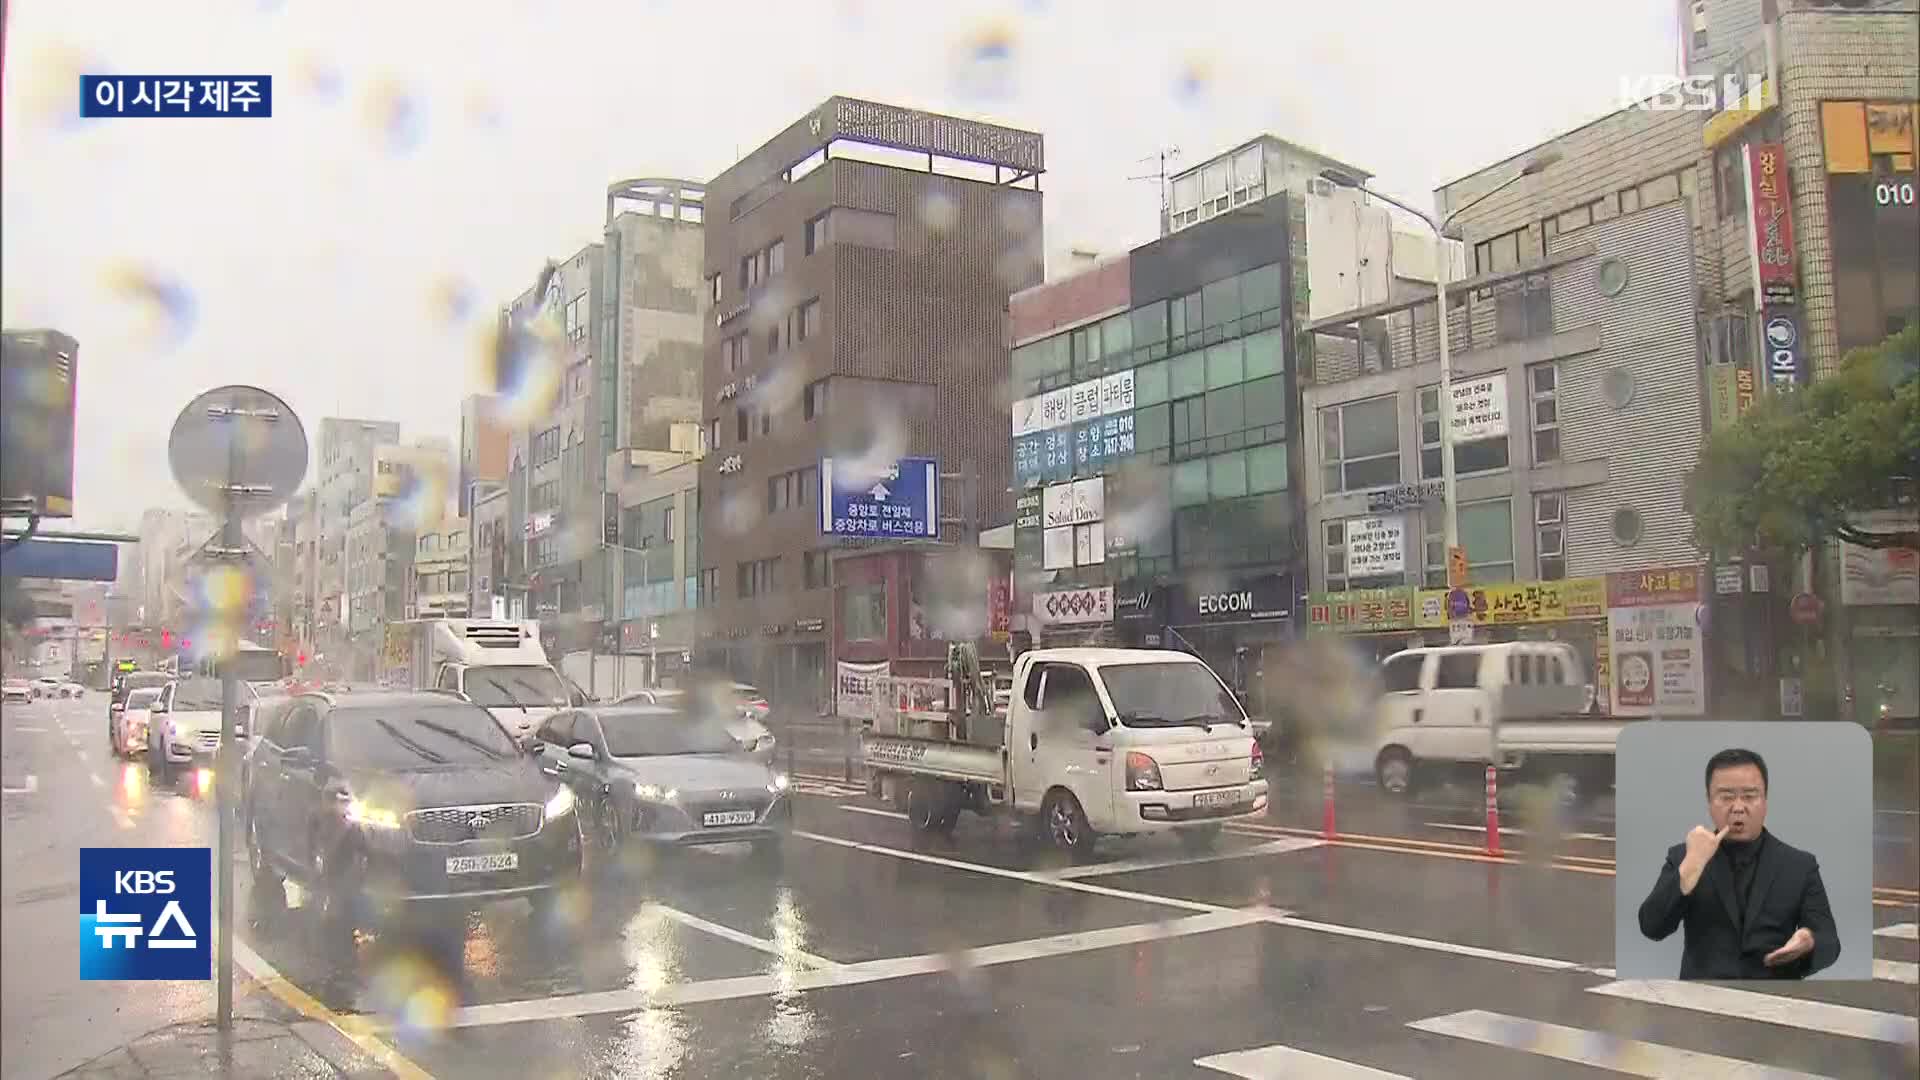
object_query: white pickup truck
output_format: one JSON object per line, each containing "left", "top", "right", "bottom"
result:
{"left": 863, "top": 648, "right": 1269, "bottom": 856}
{"left": 1372, "top": 641, "right": 1631, "bottom": 802}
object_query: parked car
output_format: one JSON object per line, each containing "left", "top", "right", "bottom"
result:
{"left": 243, "top": 691, "right": 583, "bottom": 939}
{"left": 2, "top": 678, "right": 32, "bottom": 705}
{"left": 611, "top": 685, "right": 775, "bottom": 761}
{"left": 114, "top": 687, "right": 165, "bottom": 758}
{"left": 532, "top": 704, "right": 790, "bottom": 864}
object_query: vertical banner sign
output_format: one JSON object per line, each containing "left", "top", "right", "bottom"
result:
{"left": 1763, "top": 310, "right": 1803, "bottom": 389}
{"left": 1604, "top": 567, "right": 1707, "bottom": 717}
{"left": 1743, "top": 142, "right": 1798, "bottom": 309}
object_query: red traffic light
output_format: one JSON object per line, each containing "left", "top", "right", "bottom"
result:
{"left": 160, "top": 630, "right": 172, "bottom": 648}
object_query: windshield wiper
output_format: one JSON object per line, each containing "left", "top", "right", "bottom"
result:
{"left": 413, "top": 718, "right": 510, "bottom": 761}
{"left": 372, "top": 718, "right": 449, "bottom": 764}
{"left": 1116, "top": 711, "right": 1165, "bottom": 726}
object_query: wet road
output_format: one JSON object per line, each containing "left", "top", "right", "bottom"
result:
{"left": 7, "top": 694, "right": 1918, "bottom": 1079}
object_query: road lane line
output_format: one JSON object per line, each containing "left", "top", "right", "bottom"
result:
{"left": 1873, "top": 959, "right": 1918, "bottom": 985}
{"left": 231, "top": 938, "right": 436, "bottom": 1079}
{"left": 14, "top": 726, "right": 48, "bottom": 732}
{"left": 793, "top": 828, "right": 1226, "bottom": 914}
{"left": 1196, "top": 1044, "right": 1413, "bottom": 1079}
{"left": 1250, "top": 907, "right": 1602, "bottom": 975}
{"left": 1044, "top": 837, "right": 1323, "bottom": 880}
{"left": 442, "top": 909, "right": 1260, "bottom": 1029}
{"left": 1587, "top": 980, "right": 1919, "bottom": 1045}
{"left": 1875, "top": 922, "right": 1919, "bottom": 940}
{"left": 836, "top": 803, "right": 907, "bottom": 820}
{"left": 646, "top": 903, "right": 843, "bottom": 970}
{"left": 1409, "top": 1009, "right": 1830, "bottom": 1078}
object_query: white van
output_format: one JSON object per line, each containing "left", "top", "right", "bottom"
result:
{"left": 1373, "top": 641, "right": 1622, "bottom": 797}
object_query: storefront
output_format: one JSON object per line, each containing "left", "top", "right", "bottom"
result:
{"left": 1166, "top": 571, "right": 1295, "bottom": 718}
{"left": 1112, "top": 582, "right": 1169, "bottom": 647}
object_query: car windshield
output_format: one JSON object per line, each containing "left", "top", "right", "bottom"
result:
{"left": 1097, "top": 662, "right": 1247, "bottom": 729}
{"left": 117, "top": 674, "right": 170, "bottom": 698}
{"left": 462, "top": 666, "right": 566, "bottom": 708}
{"left": 597, "top": 710, "right": 742, "bottom": 757}
{"left": 327, "top": 704, "right": 518, "bottom": 768}
{"left": 125, "top": 689, "right": 162, "bottom": 709}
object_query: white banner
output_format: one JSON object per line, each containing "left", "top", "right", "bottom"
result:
{"left": 1606, "top": 602, "right": 1705, "bottom": 717}
{"left": 1069, "top": 379, "right": 1103, "bottom": 424}
{"left": 1100, "top": 370, "right": 1136, "bottom": 415}
{"left": 835, "top": 660, "right": 891, "bottom": 722}
{"left": 1448, "top": 372, "right": 1509, "bottom": 442}
{"left": 1042, "top": 526, "right": 1076, "bottom": 569}
{"left": 1839, "top": 542, "right": 1919, "bottom": 606}
{"left": 1011, "top": 395, "right": 1046, "bottom": 438}
{"left": 1012, "top": 387, "right": 1074, "bottom": 436}
{"left": 1344, "top": 516, "right": 1406, "bottom": 577}
{"left": 1032, "top": 586, "right": 1114, "bottom": 626}
{"left": 1042, "top": 483, "right": 1075, "bottom": 528}
{"left": 1041, "top": 478, "right": 1104, "bottom": 528}
{"left": 1074, "top": 522, "right": 1105, "bottom": 566}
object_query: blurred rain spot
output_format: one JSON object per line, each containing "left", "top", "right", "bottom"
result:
{"left": 363, "top": 78, "right": 427, "bottom": 156}
{"left": 466, "top": 88, "right": 504, "bottom": 129}
{"left": 19, "top": 46, "right": 109, "bottom": 134}
{"left": 427, "top": 275, "right": 476, "bottom": 326}
{"left": 294, "top": 56, "right": 345, "bottom": 103}
{"left": 950, "top": 20, "right": 1019, "bottom": 101}
{"left": 100, "top": 264, "right": 197, "bottom": 349}
{"left": 1173, "top": 54, "right": 1215, "bottom": 105}
{"left": 476, "top": 313, "right": 565, "bottom": 426}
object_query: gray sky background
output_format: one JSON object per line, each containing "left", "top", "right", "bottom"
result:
{"left": 1, "top": 0, "right": 1677, "bottom": 533}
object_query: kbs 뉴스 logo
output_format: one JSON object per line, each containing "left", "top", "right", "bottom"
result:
{"left": 79, "top": 847, "right": 211, "bottom": 981}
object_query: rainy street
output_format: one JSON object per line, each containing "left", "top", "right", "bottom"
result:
{"left": 7, "top": 692, "right": 1917, "bottom": 1080}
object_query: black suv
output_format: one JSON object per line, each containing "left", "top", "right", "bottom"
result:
{"left": 243, "top": 691, "right": 582, "bottom": 937}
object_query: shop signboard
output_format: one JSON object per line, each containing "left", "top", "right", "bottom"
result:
{"left": 1606, "top": 566, "right": 1704, "bottom": 607}
{"left": 1031, "top": 586, "right": 1113, "bottom": 627}
{"left": 1743, "top": 141, "right": 1798, "bottom": 308}
{"left": 1606, "top": 601, "right": 1706, "bottom": 716}
{"left": 1343, "top": 516, "right": 1405, "bottom": 577}
{"left": 1839, "top": 541, "right": 1919, "bottom": 606}
{"left": 835, "top": 660, "right": 891, "bottom": 722}
{"left": 1307, "top": 587, "right": 1416, "bottom": 633}
{"left": 1171, "top": 573, "right": 1289, "bottom": 625}
{"left": 1414, "top": 578, "right": 1606, "bottom": 627}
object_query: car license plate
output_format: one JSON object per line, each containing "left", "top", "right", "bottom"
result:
{"left": 703, "top": 810, "right": 756, "bottom": 827}
{"left": 1192, "top": 789, "right": 1243, "bottom": 810}
{"left": 446, "top": 852, "right": 517, "bottom": 875}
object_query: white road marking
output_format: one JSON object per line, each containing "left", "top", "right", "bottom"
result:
{"left": 1873, "top": 958, "right": 1918, "bottom": 985}
{"left": 1423, "top": 821, "right": 1615, "bottom": 843}
{"left": 14, "top": 726, "right": 48, "bottom": 733}
{"left": 1252, "top": 907, "right": 1605, "bottom": 975}
{"left": 646, "top": 904, "right": 843, "bottom": 970}
{"left": 1587, "top": 981, "right": 1920, "bottom": 1045}
{"left": 442, "top": 908, "right": 1260, "bottom": 1029}
{"left": 836, "top": 803, "right": 907, "bottom": 821}
{"left": 1, "top": 775, "right": 37, "bottom": 795}
{"left": 1874, "top": 922, "right": 1918, "bottom": 941}
{"left": 793, "top": 829, "right": 1227, "bottom": 914}
{"left": 1196, "top": 1044, "right": 1413, "bottom": 1078}
{"left": 1045, "top": 836, "right": 1323, "bottom": 880}
{"left": 1410, "top": 1009, "right": 1831, "bottom": 1078}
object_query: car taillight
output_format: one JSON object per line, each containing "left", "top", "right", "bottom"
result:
{"left": 1125, "top": 751, "right": 1163, "bottom": 792}
{"left": 1250, "top": 740, "right": 1264, "bottom": 781}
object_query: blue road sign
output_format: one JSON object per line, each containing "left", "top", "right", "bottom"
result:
{"left": 0, "top": 538, "right": 119, "bottom": 581}
{"left": 821, "top": 457, "right": 939, "bottom": 538}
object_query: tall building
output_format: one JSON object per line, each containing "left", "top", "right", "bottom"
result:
{"left": 410, "top": 514, "right": 470, "bottom": 620}
{"left": 458, "top": 394, "right": 510, "bottom": 517}
{"left": 311, "top": 417, "right": 400, "bottom": 677}
{"left": 499, "top": 178, "right": 706, "bottom": 662}
{"left": 696, "top": 97, "right": 1045, "bottom": 700}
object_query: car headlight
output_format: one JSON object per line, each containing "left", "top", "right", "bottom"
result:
{"left": 633, "top": 783, "right": 679, "bottom": 803}
{"left": 344, "top": 798, "right": 404, "bottom": 830}
{"left": 768, "top": 773, "right": 790, "bottom": 794}
{"left": 544, "top": 784, "right": 576, "bottom": 819}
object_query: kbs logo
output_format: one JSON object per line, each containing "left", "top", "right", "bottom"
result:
{"left": 79, "top": 848, "right": 210, "bottom": 981}
{"left": 1619, "top": 74, "right": 1771, "bottom": 113}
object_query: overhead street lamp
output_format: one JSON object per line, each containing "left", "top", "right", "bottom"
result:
{"left": 1320, "top": 151, "right": 1560, "bottom": 602}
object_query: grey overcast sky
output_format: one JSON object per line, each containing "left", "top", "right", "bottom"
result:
{"left": 1, "top": 0, "right": 1678, "bottom": 534}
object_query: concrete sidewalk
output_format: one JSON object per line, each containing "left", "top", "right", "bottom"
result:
{"left": 54, "top": 1016, "right": 391, "bottom": 1080}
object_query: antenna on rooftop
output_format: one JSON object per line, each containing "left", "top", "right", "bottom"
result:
{"left": 1129, "top": 146, "right": 1181, "bottom": 235}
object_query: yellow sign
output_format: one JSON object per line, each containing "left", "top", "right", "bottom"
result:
{"left": 1447, "top": 546, "right": 1469, "bottom": 589}
{"left": 1703, "top": 79, "right": 1772, "bottom": 149}
{"left": 1417, "top": 577, "right": 1605, "bottom": 627}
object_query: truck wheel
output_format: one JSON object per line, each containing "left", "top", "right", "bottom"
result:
{"left": 1375, "top": 748, "right": 1414, "bottom": 797}
{"left": 1041, "top": 790, "right": 1096, "bottom": 859}
{"left": 906, "top": 779, "right": 957, "bottom": 835}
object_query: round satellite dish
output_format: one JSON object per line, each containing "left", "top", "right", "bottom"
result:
{"left": 167, "top": 385, "right": 307, "bottom": 520}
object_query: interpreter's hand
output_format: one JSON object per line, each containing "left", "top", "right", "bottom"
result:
{"left": 1765, "top": 927, "right": 1815, "bottom": 968}
{"left": 1681, "top": 824, "right": 1729, "bottom": 871}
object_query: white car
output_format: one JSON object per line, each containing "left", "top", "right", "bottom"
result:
{"left": 115, "top": 687, "right": 164, "bottom": 758}
{"left": 2, "top": 679, "right": 32, "bottom": 705}
{"left": 613, "top": 686, "right": 776, "bottom": 761}
{"left": 31, "top": 677, "right": 81, "bottom": 699}
{"left": 147, "top": 677, "right": 260, "bottom": 785}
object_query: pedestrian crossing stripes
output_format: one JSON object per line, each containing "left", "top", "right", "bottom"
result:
{"left": 1874, "top": 922, "right": 1918, "bottom": 941}
{"left": 1196, "top": 981, "right": 1916, "bottom": 1078}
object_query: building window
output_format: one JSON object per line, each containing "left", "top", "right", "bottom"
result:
{"left": 1473, "top": 227, "right": 1530, "bottom": 274}
{"left": 1715, "top": 146, "right": 1746, "bottom": 220}
{"left": 661, "top": 505, "right": 674, "bottom": 543}
{"left": 1529, "top": 363, "right": 1561, "bottom": 463}
{"left": 736, "top": 407, "right": 749, "bottom": 444}
{"left": 708, "top": 274, "right": 722, "bottom": 303}
{"left": 1536, "top": 494, "right": 1566, "bottom": 580}
{"left": 805, "top": 211, "right": 831, "bottom": 255}
{"left": 843, "top": 581, "right": 886, "bottom": 640}
{"left": 768, "top": 238, "right": 786, "bottom": 276}
{"left": 803, "top": 377, "right": 830, "bottom": 421}
{"left": 737, "top": 557, "right": 781, "bottom": 598}
{"left": 1423, "top": 499, "right": 1516, "bottom": 586}
{"left": 1419, "top": 385, "right": 1510, "bottom": 478}
{"left": 766, "top": 465, "right": 818, "bottom": 514}
{"left": 1495, "top": 275, "right": 1553, "bottom": 342}
{"left": 534, "top": 426, "right": 562, "bottom": 464}
{"left": 1690, "top": 0, "right": 1708, "bottom": 51}
{"left": 794, "top": 299, "right": 821, "bottom": 343}
{"left": 697, "top": 567, "right": 717, "bottom": 607}
{"left": 1319, "top": 397, "right": 1400, "bottom": 494}
{"left": 704, "top": 418, "right": 719, "bottom": 452}
{"left": 565, "top": 294, "right": 588, "bottom": 342}
{"left": 803, "top": 550, "right": 829, "bottom": 590}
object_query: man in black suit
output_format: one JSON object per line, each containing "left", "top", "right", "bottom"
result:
{"left": 1638, "top": 747, "right": 1840, "bottom": 980}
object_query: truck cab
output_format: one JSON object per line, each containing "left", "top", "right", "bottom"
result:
{"left": 416, "top": 620, "right": 570, "bottom": 744}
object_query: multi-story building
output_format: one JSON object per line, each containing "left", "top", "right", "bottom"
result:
{"left": 696, "top": 97, "right": 1045, "bottom": 702}
{"left": 410, "top": 515, "right": 470, "bottom": 620}
{"left": 458, "top": 394, "right": 509, "bottom": 518}
{"left": 611, "top": 452, "right": 700, "bottom": 687}
{"left": 469, "top": 484, "right": 509, "bottom": 620}
{"left": 500, "top": 178, "right": 706, "bottom": 660}
{"left": 311, "top": 417, "right": 399, "bottom": 676}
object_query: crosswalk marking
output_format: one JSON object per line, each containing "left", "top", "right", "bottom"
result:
{"left": 1195, "top": 1044, "right": 1413, "bottom": 1079}
{"left": 1874, "top": 922, "right": 1918, "bottom": 941}
{"left": 1872, "top": 958, "right": 1918, "bottom": 985}
{"left": 1410, "top": 1009, "right": 1831, "bottom": 1079}
{"left": 1046, "top": 836, "right": 1323, "bottom": 880}
{"left": 1587, "top": 980, "right": 1920, "bottom": 1046}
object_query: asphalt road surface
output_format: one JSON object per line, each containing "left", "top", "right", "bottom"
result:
{"left": 6, "top": 693, "right": 1918, "bottom": 1079}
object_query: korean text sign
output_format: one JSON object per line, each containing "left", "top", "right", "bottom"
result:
{"left": 821, "top": 458, "right": 939, "bottom": 538}
{"left": 80, "top": 76, "right": 273, "bottom": 118}
{"left": 80, "top": 847, "right": 210, "bottom": 980}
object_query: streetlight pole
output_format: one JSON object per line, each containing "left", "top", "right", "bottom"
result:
{"left": 1320, "top": 153, "right": 1559, "bottom": 602}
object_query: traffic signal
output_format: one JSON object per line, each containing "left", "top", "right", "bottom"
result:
{"left": 160, "top": 630, "right": 172, "bottom": 648}
{"left": 603, "top": 492, "right": 620, "bottom": 547}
